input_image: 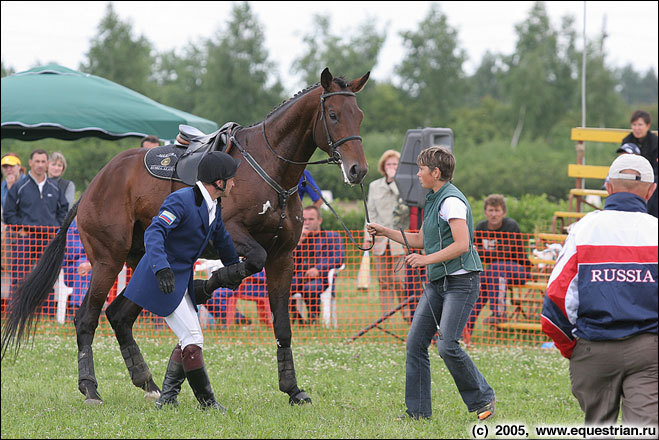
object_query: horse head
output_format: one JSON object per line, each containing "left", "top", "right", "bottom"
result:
{"left": 314, "top": 68, "right": 370, "bottom": 185}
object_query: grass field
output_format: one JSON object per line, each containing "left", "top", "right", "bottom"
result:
{"left": 1, "top": 335, "right": 584, "bottom": 439}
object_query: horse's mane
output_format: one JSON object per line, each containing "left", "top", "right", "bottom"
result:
{"left": 245, "top": 77, "right": 350, "bottom": 128}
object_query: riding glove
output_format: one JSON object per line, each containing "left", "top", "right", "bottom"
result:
{"left": 156, "top": 267, "right": 175, "bottom": 294}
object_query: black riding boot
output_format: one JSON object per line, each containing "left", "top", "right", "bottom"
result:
{"left": 155, "top": 345, "right": 186, "bottom": 409}
{"left": 182, "top": 344, "right": 226, "bottom": 411}
{"left": 185, "top": 366, "right": 227, "bottom": 411}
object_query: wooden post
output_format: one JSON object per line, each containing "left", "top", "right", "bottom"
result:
{"left": 575, "top": 140, "right": 585, "bottom": 212}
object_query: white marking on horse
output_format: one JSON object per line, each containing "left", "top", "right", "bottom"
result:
{"left": 259, "top": 201, "right": 272, "bottom": 215}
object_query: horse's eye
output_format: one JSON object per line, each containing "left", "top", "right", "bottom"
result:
{"left": 329, "top": 111, "right": 338, "bottom": 121}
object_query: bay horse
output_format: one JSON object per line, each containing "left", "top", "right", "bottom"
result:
{"left": 1, "top": 68, "right": 370, "bottom": 405}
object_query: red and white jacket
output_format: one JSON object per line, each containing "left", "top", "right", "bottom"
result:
{"left": 541, "top": 192, "right": 658, "bottom": 359}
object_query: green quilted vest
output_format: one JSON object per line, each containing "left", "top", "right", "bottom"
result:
{"left": 422, "top": 182, "right": 482, "bottom": 281}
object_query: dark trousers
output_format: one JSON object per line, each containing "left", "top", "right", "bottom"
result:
{"left": 290, "top": 276, "right": 326, "bottom": 322}
{"left": 570, "top": 333, "right": 658, "bottom": 426}
{"left": 465, "top": 260, "right": 529, "bottom": 334}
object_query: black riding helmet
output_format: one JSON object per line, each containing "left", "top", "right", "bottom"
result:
{"left": 197, "top": 151, "right": 241, "bottom": 184}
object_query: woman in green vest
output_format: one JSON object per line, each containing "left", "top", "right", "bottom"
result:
{"left": 367, "top": 146, "right": 495, "bottom": 421}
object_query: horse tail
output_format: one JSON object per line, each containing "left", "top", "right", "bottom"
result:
{"left": 1, "top": 198, "right": 81, "bottom": 359}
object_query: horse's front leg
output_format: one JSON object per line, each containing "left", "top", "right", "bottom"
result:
{"left": 266, "top": 254, "right": 311, "bottom": 405}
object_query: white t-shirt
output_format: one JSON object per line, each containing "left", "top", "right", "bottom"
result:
{"left": 438, "top": 196, "right": 468, "bottom": 275}
{"left": 439, "top": 196, "right": 467, "bottom": 223}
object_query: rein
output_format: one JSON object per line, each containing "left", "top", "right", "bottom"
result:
{"left": 229, "top": 134, "right": 298, "bottom": 252}
{"left": 301, "top": 177, "right": 373, "bottom": 252}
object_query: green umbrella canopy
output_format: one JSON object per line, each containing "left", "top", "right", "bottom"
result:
{"left": 1, "top": 64, "right": 218, "bottom": 141}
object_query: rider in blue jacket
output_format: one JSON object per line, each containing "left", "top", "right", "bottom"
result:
{"left": 124, "top": 151, "right": 246, "bottom": 410}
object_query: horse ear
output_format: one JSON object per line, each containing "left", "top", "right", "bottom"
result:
{"left": 320, "top": 67, "right": 333, "bottom": 90}
{"left": 349, "top": 71, "right": 370, "bottom": 93}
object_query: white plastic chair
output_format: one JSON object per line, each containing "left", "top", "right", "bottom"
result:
{"left": 55, "top": 269, "right": 73, "bottom": 324}
{"left": 292, "top": 264, "right": 345, "bottom": 328}
{"left": 320, "top": 264, "right": 345, "bottom": 328}
{"left": 55, "top": 264, "right": 128, "bottom": 323}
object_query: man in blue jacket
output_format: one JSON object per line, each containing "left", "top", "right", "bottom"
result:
{"left": 290, "top": 205, "right": 345, "bottom": 325}
{"left": 123, "top": 151, "right": 247, "bottom": 411}
{"left": 4, "top": 149, "right": 69, "bottom": 294}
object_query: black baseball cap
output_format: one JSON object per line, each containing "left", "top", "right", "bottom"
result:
{"left": 616, "top": 143, "right": 641, "bottom": 155}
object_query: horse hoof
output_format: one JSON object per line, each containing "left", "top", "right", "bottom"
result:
{"left": 144, "top": 390, "right": 160, "bottom": 401}
{"left": 288, "top": 389, "right": 312, "bottom": 405}
{"left": 84, "top": 397, "right": 103, "bottom": 406}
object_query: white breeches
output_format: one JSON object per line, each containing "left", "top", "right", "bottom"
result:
{"left": 165, "top": 289, "right": 204, "bottom": 349}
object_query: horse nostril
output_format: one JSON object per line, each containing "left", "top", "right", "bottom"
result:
{"left": 349, "top": 164, "right": 366, "bottom": 183}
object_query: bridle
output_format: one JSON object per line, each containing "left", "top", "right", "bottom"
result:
{"left": 260, "top": 90, "right": 362, "bottom": 166}
{"left": 231, "top": 88, "right": 374, "bottom": 252}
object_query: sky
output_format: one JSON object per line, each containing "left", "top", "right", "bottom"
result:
{"left": 1, "top": 1, "right": 658, "bottom": 95}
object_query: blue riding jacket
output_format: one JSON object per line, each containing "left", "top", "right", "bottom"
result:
{"left": 124, "top": 185, "right": 239, "bottom": 316}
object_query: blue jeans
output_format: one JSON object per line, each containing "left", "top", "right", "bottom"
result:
{"left": 405, "top": 272, "right": 495, "bottom": 418}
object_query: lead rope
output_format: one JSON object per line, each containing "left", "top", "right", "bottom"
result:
{"left": 303, "top": 177, "right": 374, "bottom": 252}
{"left": 400, "top": 227, "right": 442, "bottom": 340}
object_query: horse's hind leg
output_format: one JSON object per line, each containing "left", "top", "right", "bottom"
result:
{"left": 74, "top": 262, "right": 121, "bottom": 404}
{"left": 105, "top": 293, "right": 160, "bottom": 400}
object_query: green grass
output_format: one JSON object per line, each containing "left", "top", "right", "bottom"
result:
{"left": 1, "top": 335, "right": 583, "bottom": 438}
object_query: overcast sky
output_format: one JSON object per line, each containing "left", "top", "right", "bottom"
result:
{"left": 2, "top": 1, "right": 658, "bottom": 94}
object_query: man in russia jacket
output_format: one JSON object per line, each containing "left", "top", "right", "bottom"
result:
{"left": 541, "top": 154, "right": 658, "bottom": 427}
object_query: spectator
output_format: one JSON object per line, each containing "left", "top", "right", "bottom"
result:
{"left": 1, "top": 153, "right": 25, "bottom": 216}
{"left": 122, "top": 151, "right": 245, "bottom": 410}
{"left": 1, "top": 152, "right": 25, "bottom": 310}
{"left": 366, "top": 146, "right": 495, "bottom": 421}
{"left": 290, "top": 205, "right": 345, "bottom": 325}
{"left": 60, "top": 217, "right": 92, "bottom": 318}
{"left": 47, "top": 151, "right": 76, "bottom": 209}
{"left": 363, "top": 149, "right": 411, "bottom": 321}
{"left": 601, "top": 143, "right": 642, "bottom": 190}
{"left": 141, "top": 135, "right": 161, "bottom": 149}
{"left": 298, "top": 169, "right": 324, "bottom": 208}
{"left": 620, "top": 110, "right": 658, "bottom": 217}
{"left": 541, "top": 153, "right": 657, "bottom": 426}
{"left": 463, "top": 195, "right": 531, "bottom": 341}
{"left": 4, "top": 149, "right": 69, "bottom": 292}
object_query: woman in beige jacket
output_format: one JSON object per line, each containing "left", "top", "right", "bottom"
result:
{"left": 363, "top": 150, "right": 411, "bottom": 320}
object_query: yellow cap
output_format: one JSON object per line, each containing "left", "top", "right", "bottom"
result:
{"left": 1, "top": 155, "right": 21, "bottom": 167}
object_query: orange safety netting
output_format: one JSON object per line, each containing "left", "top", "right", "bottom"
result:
{"left": 1, "top": 224, "right": 565, "bottom": 348}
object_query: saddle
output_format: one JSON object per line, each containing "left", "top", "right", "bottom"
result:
{"left": 143, "top": 122, "right": 240, "bottom": 185}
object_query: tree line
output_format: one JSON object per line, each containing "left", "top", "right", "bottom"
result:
{"left": 2, "top": 1, "right": 657, "bottom": 206}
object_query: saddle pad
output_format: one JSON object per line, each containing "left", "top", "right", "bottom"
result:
{"left": 143, "top": 144, "right": 185, "bottom": 182}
